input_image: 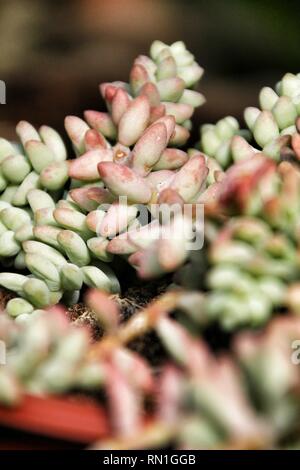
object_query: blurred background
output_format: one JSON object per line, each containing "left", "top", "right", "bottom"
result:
{"left": 0, "top": 0, "right": 299, "bottom": 142}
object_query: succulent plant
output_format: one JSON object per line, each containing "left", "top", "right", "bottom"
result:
{"left": 154, "top": 314, "right": 300, "bottom": 449}
{"left": 64, "top": 40, "right": 208, "bottom": 278}
{"left": 247, "top": 73, "right": 300, "bottom": 149}
{"left": 0, "top": 289, "right": 154, "bottom": 440}
{"left": 1, "top": 39, "right": 300, "bottom": 450}
{"left": 205, "top": 215, "right": 289, "bottom": 329}
{"left": 0, "top": 41, "right": 208, "bottom": 310}
{"left": 89, "top": 292, "right": 300, "bottom": 449}
{"left": 0, "top": 123, "right": 68, "bottom": 263}
{"left": 199, "top": 116, "right": 253, "bottom": 169}
{"left": 198, "top": 154, "right": 300, "bottom": 329}
{"left": 199, "top": 72, "right": 300, "bottom": 170}
{"left": 0, "top": 306, "right": 98, "bottom": 405}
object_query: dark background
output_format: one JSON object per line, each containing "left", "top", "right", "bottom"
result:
{"left": 0, "top": 0, "right": 299, "bottom": 144}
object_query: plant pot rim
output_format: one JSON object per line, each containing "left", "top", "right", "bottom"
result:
{"left": 0, "top": 393, "right": 110, "bottom": 444}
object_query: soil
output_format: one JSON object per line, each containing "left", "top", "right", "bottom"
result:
{"left": 0, "top": 275, "right": 171, "bottom": 366}
{"left": 0, "top": 289, "right": 14, "bottom": 311}
{"left": 67, "top": 279, "right": 171, "bottom": 365}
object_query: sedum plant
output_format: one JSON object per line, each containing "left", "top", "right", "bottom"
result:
{"left": 0, "top": 289, "right": 154, "bottom": 438}
{"left": 2, "top": 288, "right": 300, "bottom": 450}
{"left": 203, "top": 154, "right": 300, "bottom": 328}
{"left": 173, "top": 153, "right": 300, "bottom": 330}
{"left": 1, "top": 39, "right": 300, "bottom": 450}
{"left": 199, "top": 73, "right": 300, "bottom": 168}
{"left": 154, "top": 314, "right": 300, "bottom": 449}
{"left": 0, "top": 40, "right": 209, "bottom": 311}
{"left": 1, "top": 40, "right": 300, "bottom": 330}
{"left": 199, "top": 116, "right": 252, "bottom": 169}
{"left": 86, "top": 292, "right": 300, "bottom": 450}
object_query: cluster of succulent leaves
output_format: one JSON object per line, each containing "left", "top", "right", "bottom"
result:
{"left": 1, "top": 41, "right": 300, "bottom": 449}
{"left": 0, "top": 40, "right": 209, "bottom": 314}
{"left": 1, "top": 289, "right": 300, "bottom": 449}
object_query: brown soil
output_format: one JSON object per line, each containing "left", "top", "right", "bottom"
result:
{"left": 0, "top": 278, "right": 169, "bottom": 364}
{"left": 67, "top": 280, "right": 170, "bottom": 364}
{"left": 67, "top": 278, "right": 169, "bottom": 334}
{"left": 0, "top": 289, "right": 15, "bottom": 311}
